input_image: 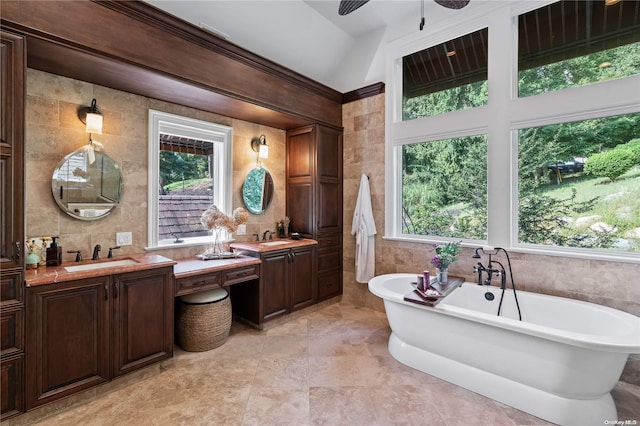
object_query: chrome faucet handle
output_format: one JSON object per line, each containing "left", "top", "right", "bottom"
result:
{"left": 252, "top": 233, "right": 260, "bottom": 242}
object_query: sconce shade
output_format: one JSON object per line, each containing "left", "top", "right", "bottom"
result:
{"left": 251, "top": 135, "right": 269, "bottom": 160}
{"left": 78, "top": 98, "right": 103, "bottom": 135}
{"left": 85, "top": 111, "right": 103, "bottom": 134}
{"left": 258, "top": 143, "right": 269, "bottom": 159}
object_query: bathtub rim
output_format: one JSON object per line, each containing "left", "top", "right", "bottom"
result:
{"left": 369, "top": 273, "right": 640, "bottom": 354}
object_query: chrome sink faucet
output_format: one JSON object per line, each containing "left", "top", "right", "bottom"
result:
{"left": 262, "top": 230, "right": 274, "bottom": 241}
{"left": 92, "top": 244, "right": 101, "bottom": 260}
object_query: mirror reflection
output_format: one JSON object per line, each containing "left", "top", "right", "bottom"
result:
{"left": 51, "top": 148, "right": 123, "bottom": 220}
{"left": 242, "top": 167, "right": 274, "bottom": 215}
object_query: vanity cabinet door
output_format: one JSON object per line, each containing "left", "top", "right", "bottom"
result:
{"left": 260, "top": 251, "right": 289, "bottom": 321}
{"left": 290, "top": 246, "right": 316, "bottom": 312}
{"left": 111, "top": 267, "right": 173, "bottom": 377}
{"left": 25, "top": 277, "right": 111, "bottom": 410}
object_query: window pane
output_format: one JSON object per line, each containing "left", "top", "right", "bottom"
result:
{"left": 402, "top": 28, "right": 488, "bottom": 120}
{"left": 518, "top": 112, "right": 640, "bottom": 252}
{"left": 402, "top": 135, "right": 487, "bottom": 239}
{"left": 159, "top": 135, "right": 214, "bottom": 242}
{"left": 518, "top": 1, "right": 640, "bottom": 97}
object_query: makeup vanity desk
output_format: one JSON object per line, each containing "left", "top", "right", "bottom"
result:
{"left": 173, "top": 255, "right": 260, "bottom": 296}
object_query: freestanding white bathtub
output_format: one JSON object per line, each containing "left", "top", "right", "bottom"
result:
{"left": 369, "top": 273, "right": 640, "bottom": 426}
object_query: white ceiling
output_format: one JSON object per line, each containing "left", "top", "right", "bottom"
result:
{"left": 143, "top": 0, "right": 466, "bottom": 92}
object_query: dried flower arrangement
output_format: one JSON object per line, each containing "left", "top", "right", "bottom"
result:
{"left": 201, "top": 206, "right": 249, "bottom": 233}
{"left": 199, "top": 206, "right": 249, "bottom": 258}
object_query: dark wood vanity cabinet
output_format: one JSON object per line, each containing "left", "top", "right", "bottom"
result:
{"left": 25, "top": 267, "right": 174, "bottom": 409}
{"left": 231, "top": 244, "right": 317, "bottom": 325}
{"left": 260, "top": 245, "right": 317, "bottom": 320}
{"left": 286, "top": 124, "right": 343, "bottom": 301}
{"left": 0, "top": 29, "right": 26, "bottom": 420}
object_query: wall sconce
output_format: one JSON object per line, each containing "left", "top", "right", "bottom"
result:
{"left": 251, "top": 135, "right": 269, "bottom": 166}
{"left": 77, "top": 98, "right": 103, "bottom": 135}
{"left": 77, "top": 98, "right": 104, "bottom": 164}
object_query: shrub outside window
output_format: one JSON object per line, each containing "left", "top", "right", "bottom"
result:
{"left": 518, "top": 113, "right": 640, "bottom": 252}
{"left": 402, "top": 136, "right": 487, "bottom": 240}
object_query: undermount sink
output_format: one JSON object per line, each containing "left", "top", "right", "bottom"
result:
{"left": 261, "top": 241, "right": 290, "bottom": 247}
{"left": 64, "top": 258, "right": 139, "bottom": 272}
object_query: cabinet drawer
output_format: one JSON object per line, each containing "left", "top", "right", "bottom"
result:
{"left": 0, "top": 307, "right": 23, "bottom": 356}
{"left": 316, "top": 235, "right": 341, "bottom": 249}
{"left": 318, "top": 270, "right": 341, "bottom": 300}
{"left": 175, "top": 272, "right": 221, "bottom": 296}
{"left": 223, "top": 265, "right": 259, "bottom": 286}
{"left": 318, "top": 250, "right": 342, "bottom": 272}
{"left": 1, "top": 354, "right": 24, "bottom": 420}
{"left": 0, "top": 271, "right": 23, "bottom": 306}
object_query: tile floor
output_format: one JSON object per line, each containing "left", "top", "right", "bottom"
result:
{"left": 12, "top": 302, "right": 640, "bottom": 425}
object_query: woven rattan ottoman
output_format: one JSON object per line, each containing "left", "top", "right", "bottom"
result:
{"left": 176, "top": 288, "right": 231, "bottom": 352}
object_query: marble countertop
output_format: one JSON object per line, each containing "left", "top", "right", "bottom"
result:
{"left": 25, "top": 253, "right": 176, "bottom": 286}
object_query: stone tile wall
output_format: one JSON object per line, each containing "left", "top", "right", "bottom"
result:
{"left": 342, "top": 93, "right": 640, "bottom": 386}
{"left": 25, "top": 69, "right": 286, "bottom": 262}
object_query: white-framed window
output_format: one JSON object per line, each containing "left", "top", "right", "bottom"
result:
{"left": 385, "top": 1, "right": 640, "bottom": 263}
{"left": 147, "top": 110, "right": 233, "bottom": 249}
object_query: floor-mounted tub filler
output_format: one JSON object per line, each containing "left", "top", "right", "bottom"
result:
{"left": 368, "top": 273, "right": 640, "bottom": 426}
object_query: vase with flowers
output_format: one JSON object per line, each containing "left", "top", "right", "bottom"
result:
{"left": 430, "top": 241, "right": 461, "bottom": 283}
{"left": 200, "top": 205, "right": 249, "bottom": 259}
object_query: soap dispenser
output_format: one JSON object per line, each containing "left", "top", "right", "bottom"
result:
{"left": 46, "top": 236, "right": 62, "bottom": 266}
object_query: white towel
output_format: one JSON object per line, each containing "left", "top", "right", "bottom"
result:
{"left": 351, "top": 174, "right": 377, "bottom": 283}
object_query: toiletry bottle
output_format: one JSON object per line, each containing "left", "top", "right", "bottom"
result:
{"left": 46, "top": 236, "right": 62, "bottom": 266}
{"left": 26, "top": 240, "right": 40, "bottom": 270}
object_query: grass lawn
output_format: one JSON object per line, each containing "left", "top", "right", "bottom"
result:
{"left": 536, "top": 166, "right": 640, "bottom": 249}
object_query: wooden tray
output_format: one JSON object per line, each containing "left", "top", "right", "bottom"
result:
{"left": 404, "top": 276, "right": 464, "bottom": 307}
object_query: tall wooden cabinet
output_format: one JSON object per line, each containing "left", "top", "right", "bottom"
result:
{"left": 0, "top": 29, "right": 26, "bottom": 421}
{"left": 286, "top": 125, "right": 343, "bottom": 301}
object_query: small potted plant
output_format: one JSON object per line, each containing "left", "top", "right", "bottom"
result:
{"left": 430, "top": 241, "right": 461, "bottom": 283}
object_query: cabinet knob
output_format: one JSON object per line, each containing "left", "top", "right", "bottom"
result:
{"left": 104, "top": 284, "right": 109, "bottom": 300}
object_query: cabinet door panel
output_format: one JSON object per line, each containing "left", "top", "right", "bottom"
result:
{"left": 287, "top": 182, "right": 313, "bottom": 236}
{"left": 112, "top": 268, "right": 173, "bottom": 377}
{"left": 290, "top": 247, "right": 316, "bottom": 311}
{"left": 26, "top": 277, "right": 110, "bottom": 409}
{"left": 317, "top": 181, "right": 341, "bottom": 233}
{"left": 0, "top": 30, "right": 25, "bottom": 269}
{"left": 261, "top": 252, "right": 288, "bottom": 320}
{"left": 317, "top": 126, "right": 342, "bottom": 179}
{"left": 287, "top": 129, "right": 313, "bottom": 178}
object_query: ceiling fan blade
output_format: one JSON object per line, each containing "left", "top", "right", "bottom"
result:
{"left": 434, "top": 0, "right": 470, "bottom": 9}
{"left": 338, "top": 0, "right": 370, "bottom": 16}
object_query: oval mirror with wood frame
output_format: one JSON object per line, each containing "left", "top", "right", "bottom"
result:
{"left": 242, "top": 167, "right": 274, "bottom": 215}
{"left": 51, "top": 148, "right": 123, "bottom": 220}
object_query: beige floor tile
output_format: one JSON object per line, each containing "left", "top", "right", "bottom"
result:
{"left": 241, "top": 387, "right": 310, "bottom": 426}
{"left": 309, "top": 386, "right": 378, "bottom": 425}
